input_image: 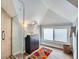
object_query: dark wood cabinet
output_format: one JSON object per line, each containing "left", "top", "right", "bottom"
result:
{"left": 25, "top": 35, "right": 39, "bottom": 54}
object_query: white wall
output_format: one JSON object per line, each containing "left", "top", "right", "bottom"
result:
{"left": 72, "top": 33, "right": 77, "bottom": 59}
{"left": 72, "top": 21, "right": 78, "bottom": 59}
{"left": 24, "top": 23, "right": 40, "bottom": 36}
{"left": 12, "top": 17, "right": 24, "bottom": 55}
{"left": 12, "top": 0, "right": 23, "bottom": 23}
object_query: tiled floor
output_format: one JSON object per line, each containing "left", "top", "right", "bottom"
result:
{"left": 15, "top": 45, "right": 73, "bottom": 59}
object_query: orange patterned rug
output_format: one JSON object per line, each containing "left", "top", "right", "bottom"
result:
{"left": 28, "top": 47, "right": 52, "bottom": 59}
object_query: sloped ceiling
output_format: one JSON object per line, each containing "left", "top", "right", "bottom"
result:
{"left": 2, "top": 0, "right": 77, "bottom": 25}
{"left": 24, "top": 0, "right": 48, "bottom": 22}
{"left": 41, "top": 10, "right": 72, "bottom": 25}
{"left": 24, "top": 0, "right": 78, "bottom": 25}
{"left": 67, "top": 0, "right": 78, "bottom": 7}
{"left": 41, "top": 0, "right": 78, "bottom": 22}
{"left": 1, "top": 0, "right": 16, "bottom": 17}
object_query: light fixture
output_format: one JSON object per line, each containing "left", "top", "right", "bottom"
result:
{"left": 23, "top": 21, "right": 28, "bottom": 28}
{"left": 32, "top": 20, "right": 38, "bottom": 25}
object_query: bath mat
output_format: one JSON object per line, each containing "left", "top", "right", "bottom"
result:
{"left": 28, "top": 47, "right": 52, "bottom": 59}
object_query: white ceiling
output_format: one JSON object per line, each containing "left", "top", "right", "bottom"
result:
{"left": 40, "top": 0, "right": 78, "bottom": 22}
{"left": 1, "top": 0, "right": 78, "bottom": 25}
{"left": 24, "top": 0, "right": 78, "bottom": 25}
{"left": 41, "top": 9, "right": 72, "bottom": 25}
{"left": 24, "top": 0, "right": 48, "bottom": 21}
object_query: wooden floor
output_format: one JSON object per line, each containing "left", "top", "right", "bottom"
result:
{"left": 15, "top": 45, "right": 73, "bottom": 59}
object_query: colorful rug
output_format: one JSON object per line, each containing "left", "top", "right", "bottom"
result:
{"left": 28, "top": 47, "right": 52, "bottom": 59}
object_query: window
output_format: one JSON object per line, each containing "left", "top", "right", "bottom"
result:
{"left": 42, "top": 28, "right": 68, "bottom": 42}
{"left": 43, "top": 28, "right": 53, "bottom": 40}
{"left": 54, "top": 29, "right": 67, "bottom": 42}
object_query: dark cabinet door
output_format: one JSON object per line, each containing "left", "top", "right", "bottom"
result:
{"left": 25, "top": 35, "right": 30, "bottom": 53}
{"left": 34, "top": 37, "right": 39, "bottom": 50}
{"left": 30, "top": 38, "right": 35, "bottom": 52}
{"left": 25, "top": 35, "right": 39, "bottom": 54}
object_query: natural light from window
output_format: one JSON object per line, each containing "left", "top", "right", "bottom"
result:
{"left": 43, "top": 28, "right": 53, "bottom": 40}
{"left": 43, "top": 28, "right": 67, "bottom": 42}
{"left": 55, "top": 29, "right": 67, "bottom": 42}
